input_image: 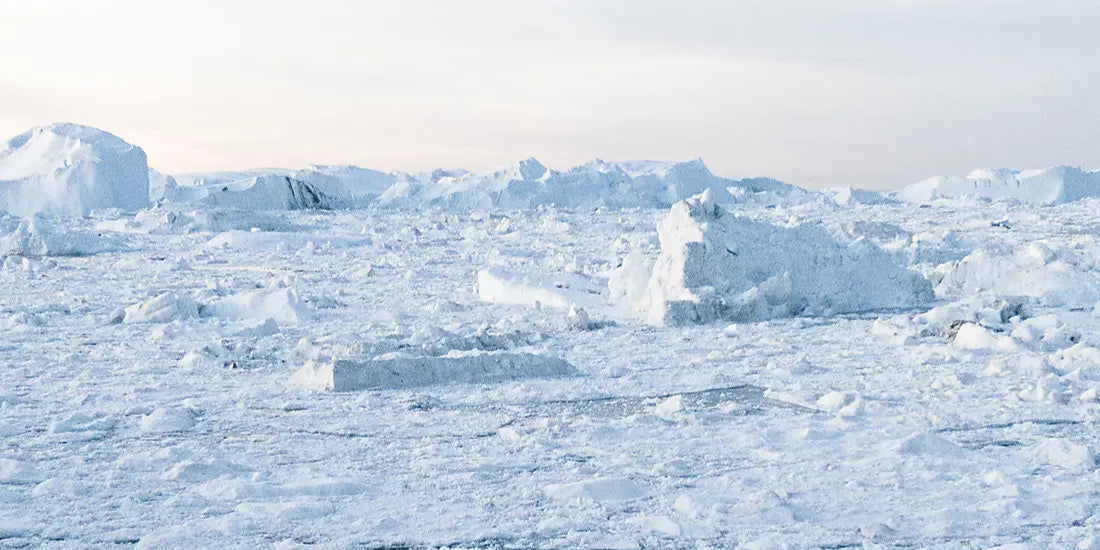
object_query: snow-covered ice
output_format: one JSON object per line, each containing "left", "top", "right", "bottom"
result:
{"left": 1, "top": 133, "right": 1099, "bottom": 548}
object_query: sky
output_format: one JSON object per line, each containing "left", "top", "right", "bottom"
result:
{"left": 1, "top": 0, "right": 1098, "bottom": 190}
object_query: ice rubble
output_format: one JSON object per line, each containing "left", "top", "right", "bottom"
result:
{"left": 121, "top": 288, "right": 307, "bottom": 325}
{"left": 632, "top": 191, "right": 933, "bottom": 324}
{"left": 0, "top": 214, "right": 115, "bottom": 257}
{"left": 122, "top": 292, "right": 201, "bottom": 324}
{"left": 0, "top": 123, "right": 150, "bottom": 216}
{"left": 874, "top": 288, "right": 1100, "bottom": 403}
{"left": 100, "top": 207, "right": 300, "bottom": 234}
{"left": 933, "top": 242, "right": 1100, "bottom": 308}
{"left": 897, "top": 165, "right": 1100, "bottom": 204}
{"left": 477, "top": 268, "right": 605, "bottom": 310}
{"left": 292, "top": 350, "right": 578, "bottom": 391}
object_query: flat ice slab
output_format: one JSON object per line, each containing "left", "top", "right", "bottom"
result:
{"left": 293, "top": 350, "right": 579, "bottom": 391}
{"left": 477, "top": 268, "right": 604, "bottom": 310}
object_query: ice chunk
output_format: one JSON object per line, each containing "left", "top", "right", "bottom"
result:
{"left": 1021, "top": 438, "right": 1095, "bottom": 472}
{"left": 952, "top": 323, "right": 1019, "bottom": 352}
{"left": 140, "top": 407, "right": 195, "bottom": 433}
{"left": 292, "top": 350, "right": 578, "bottom": 391}
{"left": 641, "top": 192, "right": 932, "bottom": 324}
{"left": 0, "top": 215, "right": 115, "bottom": 257}
{"left": 544, "top": 477, "right": 648, "bottom": 502}
{"left": 896, "top": 433, "right": 966, "bottom": 458}
{"left": 204, "top": 287, "right": 307, "bottom": 325}
{"left": 934, "top": 243, "right": 1100, "bottom": 308}
{"left": 477, "top": 268, "right": 604, "bottom": 310}
{"left": 123, "top": 292, "right": 201, "bottom": 324}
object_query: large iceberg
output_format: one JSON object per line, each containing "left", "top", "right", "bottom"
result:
{"left": 0, "top": 123, "right": 151, "bottom": 216}
{"left": 377, "top": 157, "right": 808, "bottom": 209}
{"left": 896, "top": 166, "right": 1100, "bottom": 205}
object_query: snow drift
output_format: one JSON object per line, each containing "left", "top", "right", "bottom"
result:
{"left": 897, "top": 166, "right": 1100, "bottom": 204}
{"left": 292, "top": 350, "right": 578, "bottom": 391}
{"left": 0, "top": 123, "right": 150, "bottom": 216}
{"left": 637, "top": 191, "right": 933, "bottom": 324}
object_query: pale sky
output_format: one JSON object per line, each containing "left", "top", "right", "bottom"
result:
{"left": 1, "top": 0, "right": 1098, "bottom": 189}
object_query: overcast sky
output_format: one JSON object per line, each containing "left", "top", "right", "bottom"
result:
{"left": 1, "top": 0, "right": 1098, "bottom": 189}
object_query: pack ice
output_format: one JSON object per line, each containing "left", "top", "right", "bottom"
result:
{"left": 0, "top": 123, "right": 150, "bottom": 216}
{"left": 634, "top": 191, "right": 932, "bottom": 324}
{"left": 6, "top": 122, "right": 1100, "bottom": 550}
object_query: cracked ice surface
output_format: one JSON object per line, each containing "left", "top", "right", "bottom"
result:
{"left": 1, "top": 199, "right": 1099, "bottom": 549}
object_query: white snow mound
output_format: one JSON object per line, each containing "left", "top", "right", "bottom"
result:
{"left": 639, "top": 191, "right": 932, "bottom": 324}
{"left": 0, "top": 123, "right": 150, "bottom": 216}
{"left": 292, "top": 350, "right": 578, "bottom": 391}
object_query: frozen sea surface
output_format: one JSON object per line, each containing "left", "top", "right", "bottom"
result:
{"left": 1, "top": 199, "right": 1099, "bottom": 549}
